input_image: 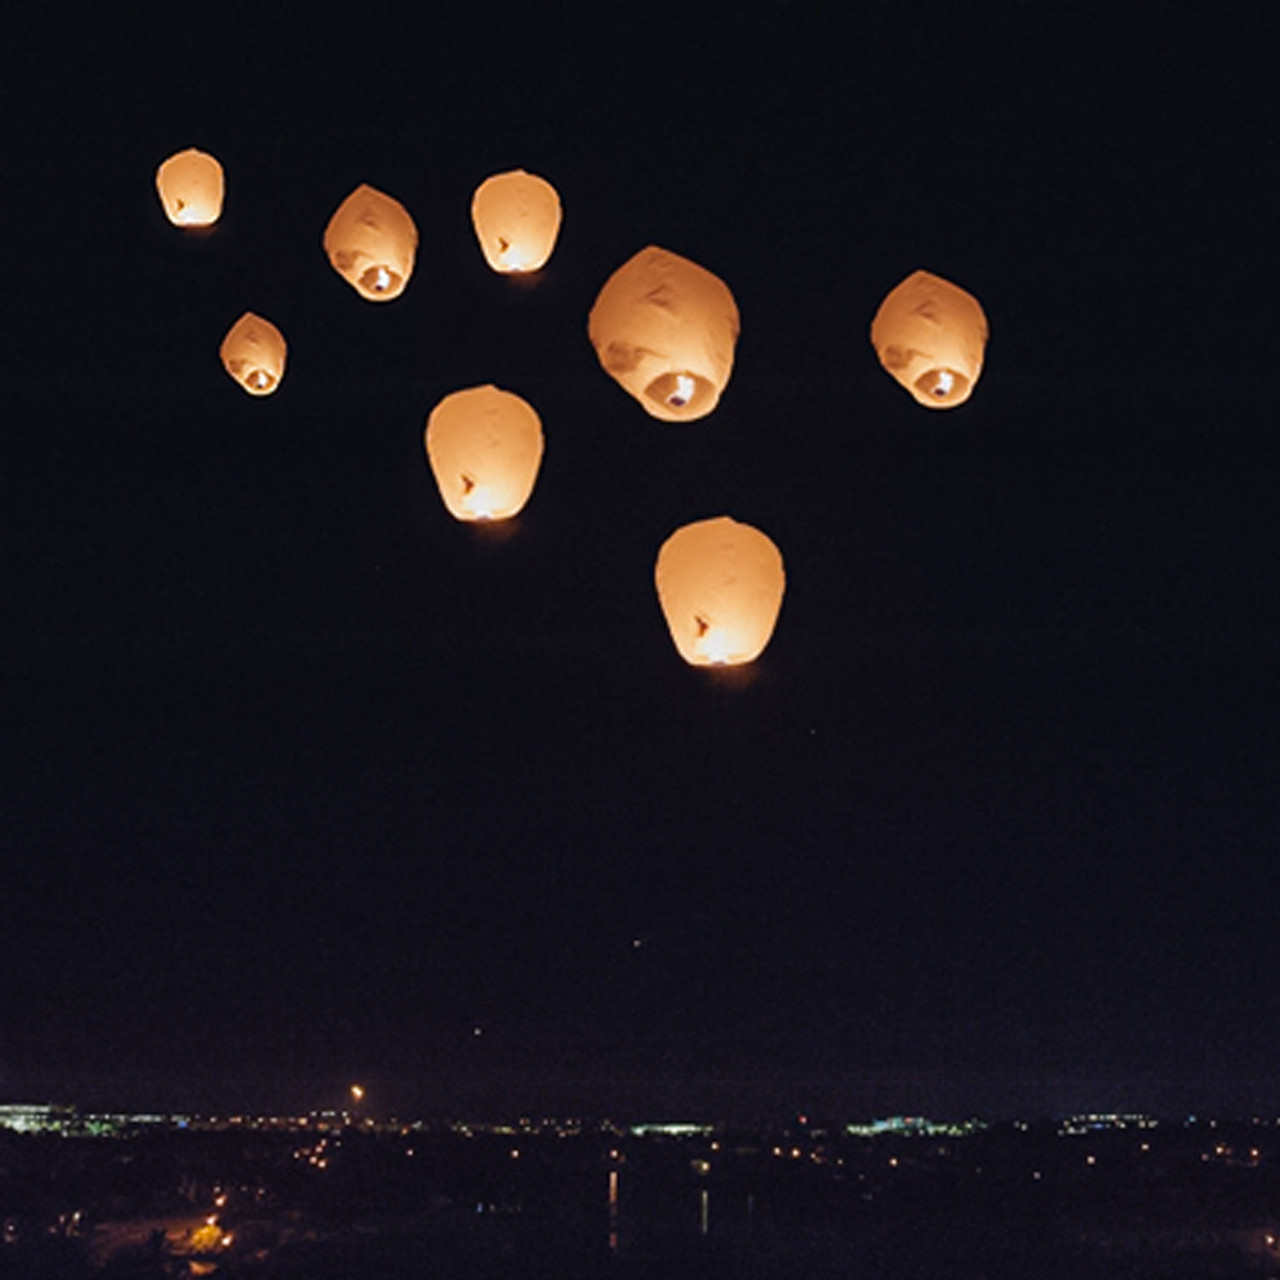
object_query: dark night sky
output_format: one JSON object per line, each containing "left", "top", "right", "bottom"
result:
{"left": 3, "top": 4, "right": 1280, "bottom": 1121}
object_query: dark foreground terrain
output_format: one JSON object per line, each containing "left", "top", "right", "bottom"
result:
{"left": 3, "top": 1117, "right": 1280, "bottom": 1278}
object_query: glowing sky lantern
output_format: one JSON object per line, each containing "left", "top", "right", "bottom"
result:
{"left": 425, "top": 385, "right": 544, "bottom": 522}
{"left": 155, "top": 148, "right": 224, "bottom": 227}
{"left": 655, "top": 517, "right": 785, "bottom": 666}
{"left": 322, "top": 184, "right": 418, "bottom": 301}
{"left": 870, "top": 269, "right": 988, "bottom": 408}
{"left": 588, "top": 246, "right": 740, "bottom": 422}
{"left": 471, "top": 169, "right": 562, "bottom": 273}
{"left": 219, "top": 312, "right": 286, "bottom": 396}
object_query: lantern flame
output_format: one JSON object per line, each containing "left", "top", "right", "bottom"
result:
{"left": 460, "top": 475, "right": 497, "bottom": 520}
{"left": 698, "top": 624, "right": 731, "bottom": 666}
{"left": 670, "top": 374, "right": 696, "bottom": 408}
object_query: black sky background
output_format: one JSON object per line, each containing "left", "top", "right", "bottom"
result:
{"left": 3, "top": 4, "right": 1280, "bottom": 1121}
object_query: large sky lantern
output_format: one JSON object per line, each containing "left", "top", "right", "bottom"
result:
{"left": 322, "top": 184, "right": 418, "bottom": 301}
{"left": 471, "top": 169, "right": 562, "bottom": 273}
{"left": 155, "top": 148, "right": 224, "bottom": 228}
{"left": 870, "top": 269, "right": 989, "bottom": 408}
{"left": 425, "top": 385, "right": 544, "bottom": 522}
{"left": 219, "top": 311, "right": 286, "bottom": 396}
{"left": 655, "top": 517, "right": 785, "bottom": 667}
{"left": 588, "top": 246, "right": 740, "bottom": 422}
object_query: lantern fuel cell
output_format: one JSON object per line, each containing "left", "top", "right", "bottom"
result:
{"left": 220, "top": 312, "right": 286, "bottom": 396}
{"left": 155, "top": 148, "right": 224, "bottom": 227}
{"left": 588, "top": 246, "right": 739, "bottom": 422}
{"left": 425, "top": 386, "right": 544, "bottom": 522}
{"left": 655, "top": 517, "right": 785, "bottom": 666}
{"left": 471, "top": 170, "right": 562, "bottom": 273}
{"left": 323, "top": 184, "right": 418, "bottom": 301}
{"left": 870, "top": 270, "right": 988, "bottom": 408}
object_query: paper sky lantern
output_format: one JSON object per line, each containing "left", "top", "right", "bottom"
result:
{"left": 323, "top": 184, "right": 418, "bottom": 301}
{"left": 471, "top": 169, "right": 562, "bottom": 273}
{"left": 588, "top": 246, "right": 739, "bottom": 422}
{"left": 155, "top": 148, "right": 224, "bottom": 227}
{"left": 870, "top": 270, "right": 988, "bottom": 408}
{"left": 655, "top": 517, "right": 785, "bottom": 666}
{"left": 219, "top": 312, "right": 286, "bottom": 396}
{"left": 425, "top": 385, "right": 544, "bottom": 521}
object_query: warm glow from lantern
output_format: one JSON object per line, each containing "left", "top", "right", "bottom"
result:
{"left": 655, "top": 517, "right": 785, "bottom": 666}
{"left": 870, "top": 269, "right": 988, "bottom": 408}
{"left": 588, "top": 246, "right": 740, "bottom": 422}
{"left": 323, "top": 184, "right": 418, "bottom": 301}
{"left": 471, "top": 169, "right": 562, "bottom": 273}
{"left": 155, "top": 148, "right": 224, "bottom": 227}
{"left": 425, "top": 385, "right": 544, "bottom": 522}
{"left": 219, "top": 312, "right": 286, "bottom": 396}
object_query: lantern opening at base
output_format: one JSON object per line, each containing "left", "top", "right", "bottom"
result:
{"left": 323, "top": 184, "right": 418, "bottom": 301}
{"left": 870, "top": 269, "right": 988, "bottom": 409}
{"left": 655, "top": 517, "right": 785, "bottom": 667}
{"left": 425, "top": 385, "right": 544, "bottom": 522}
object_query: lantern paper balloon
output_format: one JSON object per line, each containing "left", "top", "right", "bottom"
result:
{"left": 155, "top": 148, "right": 224, "bottom": 227}
{"left": 323, "top": 184, "right": 418, "bottom": 301}
{"left": 425, "top": 385, "right": 544, "bottom": 522}
{"left": 471, "top": 169, "right": 562, "bottom": 273}
{"left": 219, "top": 312, "right": 286, "bottom": 396}
{"left": 655, "top": 517, "right": 785, "bottom": 666}
{"left": 870, "top": 269, "right": 988, "bottom": 408}
{"left": 588, "top": 246, "right": 739, "bottom": 422}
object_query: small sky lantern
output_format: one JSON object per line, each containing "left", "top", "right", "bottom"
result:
{"left": 219, "top": 312, "right": 286, "bottom": 396}
{"left": 588, "top": 246, "right": 739, "bottom": 422}
{"left": 471, "top": 169, "right": 562, "bottom": 273}
{"left": 655, "top": 517, "right": 785, "bottom": 666}
{"left": 870, "top": 269, "right": 988, "bottom": 408}
{"left": 425, "top": 385, "right": 544, "bottom": 522}
{"left": 155, "top": 148, "right": 224, "bottom": 227}
{"left": 323, "top": 184, "right": 418, "bottom": 301}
